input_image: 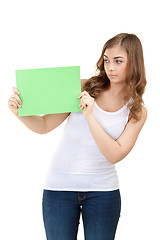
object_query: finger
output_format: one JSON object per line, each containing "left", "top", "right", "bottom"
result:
{"left": 80, "top": 97, "right": 89, "bottom": 105}
{"left": 12, "top": 87, "right": 20, "bottom": 95}
{"left": 8, "top": 97, "right": 15, "bottom": 103}
{"left": 80, "top": 105, "right": 85, "bottom": 110}
{"left": 79, "top": 102, "right": 88, "bottom": 110}
{"left": 13, "top": 93, "right": 22, "bottom": 105}
{"left": 78, "top": 91, "right": 89, "bottom": 98}
{"left": 81, "top": 95, "right": 88, "bottom": 99}
{"left": 10, "top": 92, "right": 21, "bottom": 105}
{"left": 79, "top": 96, "right": 89, "bottom": 104}
{"left": 8, "top": 98, "right": 20, "bottom": 107}
{"left": 9, "top": 96, "right": 17, "bottom": 103}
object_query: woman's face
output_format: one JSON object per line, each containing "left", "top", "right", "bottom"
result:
{"left": 103, "top": 44, "right": 128, "bottom": 84}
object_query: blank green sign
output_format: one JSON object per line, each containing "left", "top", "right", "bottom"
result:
{"left": 16, "top": 66, "right": 82, "bottom": 116}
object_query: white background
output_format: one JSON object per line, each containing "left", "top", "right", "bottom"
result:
{"left": 0, "top": 0, "right": 159, "bottom": 239}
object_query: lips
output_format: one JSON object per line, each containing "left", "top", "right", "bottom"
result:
{"left": 109, "top": 75, "right": 117, "bottom": 77}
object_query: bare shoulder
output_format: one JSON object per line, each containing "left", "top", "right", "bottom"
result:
{"left": 129, "top": 105, "right": 147, "bottom": 126}
{"left": 142, "top": 105, "right": 148, "bottom": 121}
{"left": 81, "top": 79, "right": 88, "bottom": 89}
{"left": 116, "top": 105, "right": 148, "bottom": 159}
{"left": 140, "top": 105, "right": 148, "bottom": 127}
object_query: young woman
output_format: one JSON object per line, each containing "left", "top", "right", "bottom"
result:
{"left": 8, "top": 33, "right": 147, "bottom": 240}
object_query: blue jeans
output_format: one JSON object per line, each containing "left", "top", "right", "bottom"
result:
{"left": 42, "top": 189, "right": 121, "bottom": 240}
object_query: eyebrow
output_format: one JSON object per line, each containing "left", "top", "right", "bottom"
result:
{"left": 103, "top": 54, "right": 125, "bottom": 59}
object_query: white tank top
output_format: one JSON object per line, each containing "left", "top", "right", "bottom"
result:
{"left": 44, "top": 99, "right": 131, "bottom": 191}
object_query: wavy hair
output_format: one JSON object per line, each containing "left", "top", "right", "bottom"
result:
{"left": 82, "top": 33, "right": 147, "bottom": 121}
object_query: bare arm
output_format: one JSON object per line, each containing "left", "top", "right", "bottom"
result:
{"left": 8, "top": 87, "right": 71, "bottom": 134}
{"left": 15, "top": 113, "right": 70, "bottom": 134}
{"left": 7, "top": 87, "right": 46, "bottom": 133}
{"left": 8, "top": 79, "right": 88, "bottom": 134}
{"left": 85, "top": 106, "right": 147, "bottom": 164}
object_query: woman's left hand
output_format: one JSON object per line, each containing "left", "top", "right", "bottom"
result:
{"left": 78, "top": 91, "right": 95, "bottom": 119}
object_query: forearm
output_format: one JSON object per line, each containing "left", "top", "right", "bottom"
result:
{"left": 15, "top": 114, "right": 45, "bottom": 134}
{"left": 86, "top": 114, "right": 123, "bottom": 164}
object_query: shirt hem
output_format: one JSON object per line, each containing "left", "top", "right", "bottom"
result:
{"left": 43, "top": 186, "right": 119, "bottom": 192}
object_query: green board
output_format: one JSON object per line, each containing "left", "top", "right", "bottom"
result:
{"left": 16, "top": 66, "right": 82, "bottom": 116}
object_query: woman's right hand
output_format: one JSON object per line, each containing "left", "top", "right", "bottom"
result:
{"left": 8, "top": 87, "right": 22, "bottom": 117}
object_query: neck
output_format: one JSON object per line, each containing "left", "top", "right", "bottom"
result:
{"left": 107, "top": 82, "right": 128, "bottom": 98}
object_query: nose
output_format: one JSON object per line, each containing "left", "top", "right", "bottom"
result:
{"left": 108, "top": 62, "right": 115, "bottom": 71}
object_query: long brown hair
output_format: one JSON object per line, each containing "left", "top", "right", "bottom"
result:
{"left": 82, "top": 33, "right": 147, "bottom": 121}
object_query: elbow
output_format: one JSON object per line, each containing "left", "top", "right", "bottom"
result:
{"left": 109, "top": 156, "right": 123, "bottom": 164}
{"left": 36, "top": 131, "right": 47, "bottom": 135}
{"left": 30, "top": 129, "right": 47, "bottom": 135}
{"left": 105, "top": 152, "right": 124, "bottom": 164}
{"left": 36, "top": 130, "right": 49, "bottom": 134}
{"left": 108, "top": 156, "right": 123, "bottom": 164}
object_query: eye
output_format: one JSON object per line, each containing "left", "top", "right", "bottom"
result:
{"left": 116, "top": 60, "right": 122, "bottom": 64}
{"left": 104, "top": 59, "right": 109, "bottom": 63}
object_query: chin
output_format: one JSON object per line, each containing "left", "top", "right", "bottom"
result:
{"left": 110, "top": 79, "right": 125, "bottom": 84}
